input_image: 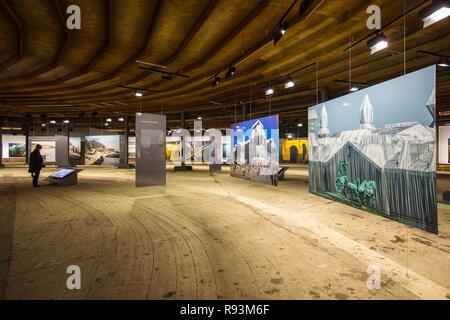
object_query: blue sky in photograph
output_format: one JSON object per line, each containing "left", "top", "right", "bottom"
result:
{"left": 86, "top": 135, "right": 120, "bottom": 150}
{"left": 69, "top": 137, "right": 81, "bottom": 147}
{"left": 309, "top": 66, "right": 435, "bottom": 135}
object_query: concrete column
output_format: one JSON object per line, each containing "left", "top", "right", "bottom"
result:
{"left": 0, "top": 127, "right": 4, "bottom": 168}
{"left": 25, "top": 125, "right": 29, "bottom": 165}
{"left": 67, "top": 124, "right": 70, "bottom": 165}
{"left": 180, "top": 112, "right": 185, "bottom": 166}
{"left": 124, "top": 116, "right": 129, "bottom": 166}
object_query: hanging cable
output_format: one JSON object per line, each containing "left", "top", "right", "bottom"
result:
{"left": 404, "top": 0, "right": 407, "bottom": 75}
{"left": 349, "top": 36, "right": 352, "bottom": 92}
{"left": 316, "top": 60, "right": 319, "bottom": 105}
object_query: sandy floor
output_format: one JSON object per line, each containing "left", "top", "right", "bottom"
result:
{"left": 0, "top": 165, "right": 449, "bottom": 300}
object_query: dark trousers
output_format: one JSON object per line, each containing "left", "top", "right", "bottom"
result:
{"left": 32, "top": 170, "right": 40, "bottom": 187}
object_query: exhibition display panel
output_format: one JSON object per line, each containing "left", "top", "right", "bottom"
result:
{"left": 308, "top": 66, "right": 437, "bottom": 233}
{"left": 281, "top": 139, "right": 308, "bottom": 163}
{"left": 135, "top": 113, "right": 166, "bottom": 187}
{"left": 1, "top": 135, "right": 26, "bottom": 163}
{"left": 128, "top": 136, "right": 136, "bottom": 163}
{"left": 69, "top": 137, "right": 82, "bottom": 161}
{"left": 438, "top": 124, "right": 450, "bottom": 164}
{"left": 46, "top": 168, "right": 82, "bottom": 186}
{"left": 29, "top": 136, "right": 69, "bottom": 167}
{"left": 230, "top": 115, "right": 280, "bottom": 185}
{"left": 85, "top": 135, "right": 120, "bottom": 166}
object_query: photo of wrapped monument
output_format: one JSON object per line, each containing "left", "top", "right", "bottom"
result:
{"left": 230, "top": 115, "right": 279, "bottom": 184}
{"left": 308, "top": 66, "right": 437, "bottom": 233}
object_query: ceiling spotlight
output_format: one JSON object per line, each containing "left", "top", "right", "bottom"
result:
{"left": 197, "top": 116, "right": 202, "bottom": 120}
{"left": 118, "top": 117, "right": 125, "bottom": 122}
{"left": 106, "top": 118, "right": 112, "bottom": 122}
{"left": 41, "top": 123, "right": 46, "bottom": 127}
{"left": 350, "top": 87, "right": 359, "bottom": 92}
{"left": 284, "top": 78, "right": 295, "bottom": 89}
{"left": 226, "top": 66, "right": 236, "bottom": 78}
{"left": 438, "top": 57, "right": 450, "bottom": 67}
{"left": 63, "top": 120, "right": 70, "bottom": 124}
{"left": 213, "top": 76, "right": 221, "bottom": 86}
{"left": 280, "top": 21, "right": 288, "bottom": 35}
{"left": 419, "top": 0, "right": 450, "bottom": 28}
{"left": 367, "top": 33, "right": 388, "bottom": 55}
{"left": 135, "top": 91, "right": 143, "bottom": 97}
{"left": 50, "top": 120, "right": 56, "bottom": 124}
{"left": 265, "top": 88, "right": 274, "bottom": 96}
{"left": 274, "top": 21, "right": 289, "bottom": 44}
{"left": 297, "top": 123, "right": 303, "bottom": 127}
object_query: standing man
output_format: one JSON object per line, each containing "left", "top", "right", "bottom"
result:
{"left": 28, "top": 144, "right": 45, "bottom": 187}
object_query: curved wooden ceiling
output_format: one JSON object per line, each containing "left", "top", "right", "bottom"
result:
{"left": 0, "top": 0, "right": 449, "bottom": 128}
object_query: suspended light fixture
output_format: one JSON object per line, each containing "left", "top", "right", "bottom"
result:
{"left": 265, "top": 88, "right": 274, "bottom": 96}
{"left": 135, "top": 91, "right": 143, "bottom": 97}
{"left": 105, "top": 123, "right": 109, "bottom": 126}
{"left": 50, "top": 120, "right": 56, "bottom": 124}
{"left": 280, "top": 21, "right": 288, "bottom": 35}
{"left": 419, "top": 0, "right": 450, "bottom": 28}
{"left": 297, "top": 123, "right": 303, "bottom": 127}
{"left": 284, "top": 78, "right": 295, "bottom": 89}
{"left": 438, "top": 57, "right": 450, "bottom": 67}
{"left": 350, "top": 87, "right": 359, "bottom": 92}
{"left": 367, "top": 33, "right": 388, "bottom": 54}
{"left": 197, "top": 116, "right": 202, "bottom": 120}
{"left": 118, "top": 117, "right": 125, "bottom": 122}
{"left": 63, "top": 120, "right": 70, "bottom": 124}
{"left": 41, "top": 123, "right": 46, "bottom": 127}
{"left": 106, "top": 118, "right": 112, "bottom": 122}
{"left": 226, "top": 66, "right": 236, "bottom": 78}
{"left": 213, "top": 76, "right": 221, "bottom": 86}
{"left": 274, "top": 21, "right": 289, "bottom": 44}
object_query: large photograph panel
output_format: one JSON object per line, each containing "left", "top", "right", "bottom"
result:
{"left": 85, "top": 135, "right": 120, "bottom": 166}
{"left": 8, "top": 143, "right": 26, "bottom": 158}
{"left": 230, "top": 115, "right": 280, "bottom": 180}
{"left": 31, "top": 140, "right": 56, "bottom": 163}
{"left": 69, "top": 137, "right": 81, "bottom": 160}
{"left": 308, "top": 66, "right": 437, "bottom": 233}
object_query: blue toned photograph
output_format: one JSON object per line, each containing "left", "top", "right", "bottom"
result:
{"left": 230, "top": 115, "right": 280, "bottom": 179}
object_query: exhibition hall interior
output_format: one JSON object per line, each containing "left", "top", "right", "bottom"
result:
{"left": 1, "top": 0, "right": 450, "bottom": 301}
